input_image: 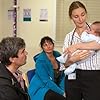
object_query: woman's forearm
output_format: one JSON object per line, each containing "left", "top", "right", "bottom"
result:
{"left": 76, "top": 41, "right": 100, "bottom": 50}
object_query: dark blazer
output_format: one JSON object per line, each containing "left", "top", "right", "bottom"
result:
{"left": 0, "top": 63, "right": 30, "bottom": 100}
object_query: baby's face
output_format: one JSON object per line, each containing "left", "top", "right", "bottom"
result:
{"left": 87, "top": 24, "right": 99, "bottom": 36}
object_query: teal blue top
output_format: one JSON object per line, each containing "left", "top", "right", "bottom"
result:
{"left": 28, "top": 51, "right": 65, "bottom": 100}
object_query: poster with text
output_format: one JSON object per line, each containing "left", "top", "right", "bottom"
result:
{"left": 23, "top": 9, "right": 31, "bottom": 21}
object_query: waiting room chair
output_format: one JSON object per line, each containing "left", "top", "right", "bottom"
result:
{"left": 27, "top": 69, "right": 35, "bottom": 84}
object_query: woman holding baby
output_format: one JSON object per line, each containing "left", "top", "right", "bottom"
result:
{"left": 63, "top": 1, "right": 100, "bottom": 100}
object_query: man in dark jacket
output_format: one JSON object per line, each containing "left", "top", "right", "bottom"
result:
{"left": 0, "top": 37, "right": 30, "bottom": 100}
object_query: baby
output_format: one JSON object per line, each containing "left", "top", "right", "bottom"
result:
{"left": 57, "top": 21, "right": 100, "bottom": 75}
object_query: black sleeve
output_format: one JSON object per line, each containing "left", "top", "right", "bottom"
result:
{"left": 0, "top": 85, "right": 19, "bottom": 100}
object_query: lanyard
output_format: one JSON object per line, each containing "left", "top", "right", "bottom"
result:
{"left": 70, "top": 28, "right": 76, "bottom": 45}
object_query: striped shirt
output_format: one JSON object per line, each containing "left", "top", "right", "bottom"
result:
{"left": 63, "top": 29, "right": 100, "bottom": 70}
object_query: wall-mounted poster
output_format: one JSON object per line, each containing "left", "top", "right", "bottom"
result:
{"left": 23, "top": 9, "right": 31, "bottom": 21}
{"left": 8, "top": 10, "right": 14, "bottom": 20}
{"left": 39, "top": 9, "right": 48, "bottom": 21}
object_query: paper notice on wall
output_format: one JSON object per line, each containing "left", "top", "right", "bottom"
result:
{"left": 8, "top": 10, "right": 14, "bottom": 20}
{"left": 39, "top": 9, "right": 48, "bottom": 21}
{"left": 23, "top": 9, "right": 31, "bottom": 21}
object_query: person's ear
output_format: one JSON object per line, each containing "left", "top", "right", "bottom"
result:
{"left": 9, "top": 57, "right": 15, "bottom": 63}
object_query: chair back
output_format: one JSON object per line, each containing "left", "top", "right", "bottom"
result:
{"left": 27, "top": 69, "right": 35, "bottom": 83}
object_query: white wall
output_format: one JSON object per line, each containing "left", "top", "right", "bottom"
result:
{"left": 17, "top": 0, "right": 57, "bottom": 72}
{"left": 2, "top": 0, "right": 13, "bottom": 38}
{"left": 0, "top": 0, "right": 3, "bottom": 40}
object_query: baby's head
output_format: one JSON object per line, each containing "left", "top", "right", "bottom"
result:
{"left": 88, "top": 21, "right": 100, "bottom": 36}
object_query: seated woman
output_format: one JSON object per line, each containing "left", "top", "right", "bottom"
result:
{"left": 28, "top": 36, "right": 66, "bottom": 100}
